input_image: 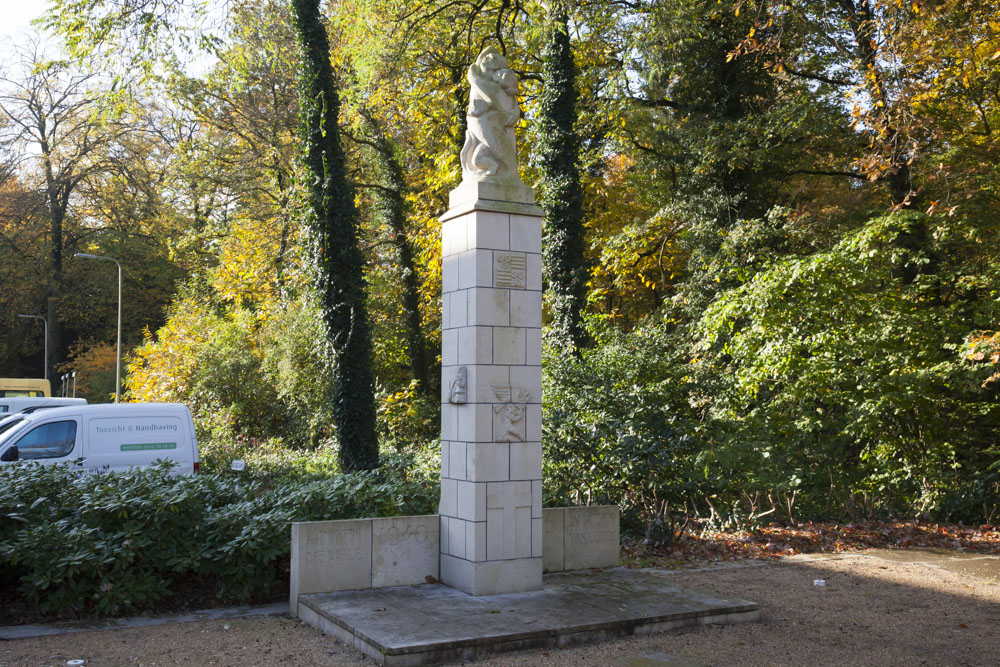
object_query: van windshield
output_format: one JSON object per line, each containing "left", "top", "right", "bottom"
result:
{"left": 0, "top": 417, "right": 27, "bottom": 444}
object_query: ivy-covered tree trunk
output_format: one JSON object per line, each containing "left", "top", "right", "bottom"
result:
{"left": 538, "top": 4, "right": 588, "bottom": 352}
{"left": 290, "top": 0, "right": 378, "bottom": 471}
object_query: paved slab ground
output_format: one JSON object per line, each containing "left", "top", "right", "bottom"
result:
{"left": 2, "top": 548, "right": 998, "bottom": 666}
{"left": 298, "top": 568, "right": 757, "bottom": 665}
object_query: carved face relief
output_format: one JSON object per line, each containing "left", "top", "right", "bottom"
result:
{"left": 448, "top": 367, "right": 468, "bottom": 404}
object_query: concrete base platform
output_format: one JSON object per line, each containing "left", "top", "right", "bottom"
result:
{"left": 298, "top": 567, "right": 758, "bottom": 666}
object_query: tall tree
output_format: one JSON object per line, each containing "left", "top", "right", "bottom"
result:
{"left": 290, "top": 0, "right": 379, "bottom": 471}
{"left": 538, "top": 4, "right": 587, "bottom": 351}
{"left": 0, "top": 44, "right": 137, "bottom": 380}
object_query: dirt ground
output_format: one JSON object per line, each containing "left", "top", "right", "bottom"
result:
{"left": 2, "top": 548, "right": 998, "bottom": 666}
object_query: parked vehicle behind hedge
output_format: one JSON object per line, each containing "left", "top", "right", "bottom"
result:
{"left": 0, "top": 403, "right": 199, "bottom": 474}
{"left": 0, "top": 397, "right": 87, "bottom": 414}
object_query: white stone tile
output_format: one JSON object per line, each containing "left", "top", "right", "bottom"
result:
{"left": 542, "top": 508, "right": 565, "bottom": 572}
{"left": 440, "top": 553, "right": 474, "bottom": 593}
{"left": 466, "top": 520, "right": 487, "bottom": 561}
{"left": 442, "top": 254, "right": 459, "bottom": 294}
{"left": 486, "top": 506, "right": 503, "bottom": 561}
{"left": 449, "top": 290, "right": 468, "bottom": 329}
{"left": 467, "top": 365, "right": 510, "bottom": 404}
{"left": 442, "top": 293, "right": 452, "bottom": 331}
{"left": 439, "top": 478, "right": 457, "bottom": 517}
{"left": 532, "top": 480, "right": 543, "bottom": 518}
{"left": 457, "top": 403, "right": 493, "bottom": 442}
{"left": 510, "top": 214, "right": 542, "bottom": 253}
{"left": 439, "top": 516, "right": 452, "bottom": 556}
{"left": 526, "top": 403, "right": 542, "bottom": 442}
{"left": 486, "top": 481, "right": 534, "bottom": 560}
{"left": 510, "top": 290, "right": 542, "bottom": 328}
{"left": 468, "top": 288, "right": 510, "bottom": 327}
{"left": 458, "top": 250, "right": 494, "bottom": 289}
{"left": 509, "top": 441, "right": 542, "bottom": 480}
{"left": 441, "top": 404, "right": 459, "bottom": 441}
{"left": 457, "top": 326, "right": 492, "bottom": 365}
{"left": 456, "top": 480, "right": 486, "bottom": 521}
{"left": 464, "top": 557, "right": 542, "bottom": 595}
{"left": 493, "top": 327, "right": 526, "bottom": 365}
{"left": 371, "top": 515, "right": 439, "bottom": 587}
{"left": 448, "top": 516, "right": 466, "bottom": 559}
{"left": 440, "top": 441, "right": 450, "bottom": 478}
{"left": 449, "top": 441, "right": 467, "bottom": 480}
{"left": 525, "top": 253, "right": 542, "bottom": 291}
{"left": 509, "top": 366, "right": 542, "bottom": 405}
{"left": 457, "top": 250, "right": 475, "bottom": 290}
{"left": 467, "top": 442, "right": 509, "bottom": 482}
{"left": 468, "top": 211, "right": 509, "bottom": 250}
{"left": 532, "top": 517, "right": 543, "bottom": 558}
{"left": 515, "top": 506, "right": 532, "bottom": 559}
{"left": 442, "top": 329, "right": 458, "bottom": 367}
{"left": 442, "top": 216, "right": 468, "bottom": 256}
{"left": 525, "top": 328, "right": 542, "bottom": 366}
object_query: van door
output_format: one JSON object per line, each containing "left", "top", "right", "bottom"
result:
{"left": 5, "top": 418, "right": 81, "bottom": 464}
{"left": 86, "top": 413, "right": 189, "bottom": 473}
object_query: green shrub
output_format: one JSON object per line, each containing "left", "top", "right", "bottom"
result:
{"left": 0, "top": 459, "right": 438, "bottom": 616}
{"left": 542, "top": 324, "right": 722, "bottom": 536}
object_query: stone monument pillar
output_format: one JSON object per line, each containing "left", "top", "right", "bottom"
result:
{"left": 438, "top": 46, "right": 544, "bottom": 596}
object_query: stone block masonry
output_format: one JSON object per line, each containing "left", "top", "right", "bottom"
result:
{"left": 543, "top": 506, "right": 621, "bottom": 573}
{"left": 289, "top": 516, "right": 439, "bottom": 617}
{"left": 439, "top": 197, "right": 545, "bottom": 596}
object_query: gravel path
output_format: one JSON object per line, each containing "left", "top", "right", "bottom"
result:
{"left": 3, "top": 549, "right": 998, "bottom": 666}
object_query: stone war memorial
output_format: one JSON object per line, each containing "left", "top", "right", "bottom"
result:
{"left": 290, "top": 46, "right": 757, "bottom": 665}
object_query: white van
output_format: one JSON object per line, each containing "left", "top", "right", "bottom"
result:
{"left": 0, "top": 397, "right": 87, "bottom": 414}
{"left": 0, "top": 403, "right": 200, "bottom": 474}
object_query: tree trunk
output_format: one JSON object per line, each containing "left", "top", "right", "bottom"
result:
{"left": 291, "top": 0, "right": 379, "bottom": 471}
{"left": 538, "top": 5, "right": 588, "bottom": 352}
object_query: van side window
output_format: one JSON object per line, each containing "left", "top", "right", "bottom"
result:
{"left": 16, "top": 421, "right": 78, "bottom": 460}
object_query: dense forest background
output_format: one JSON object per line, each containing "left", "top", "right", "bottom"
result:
{"left": 1, "top": 0, "right": 998, "bottom": 527}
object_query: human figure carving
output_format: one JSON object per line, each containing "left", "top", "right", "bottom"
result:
{"left": 492, "top": 384, "right": 531, "bottom": 442}
{"left": 448, "top": 367, "right": 468, "bottom": 404}
{"left": 460, "top": 46, "right": 521, "bottom": 185}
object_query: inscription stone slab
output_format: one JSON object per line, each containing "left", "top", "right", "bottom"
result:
{"left": 372, "top": 515, "right": 440, "bottom": 588}
{"left": 564, "top": 506, "right": 621, "bottom": 571}
{"left": 290, "top": 519, "right": 372, "bottom": 616}
{"left": 540, "top": 506, "right": 620, "bottom": 573}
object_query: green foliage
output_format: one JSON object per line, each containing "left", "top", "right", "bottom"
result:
{"left": 696, "top": 212, "right": 1000, "bottom": 520}
{"left": 542, "top": 323, "right": 719, "bottom": 532}
{"left": 0, "top": 459, "right": 438, "bottom": 615}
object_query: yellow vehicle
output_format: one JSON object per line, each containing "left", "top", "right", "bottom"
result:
{"left": 0, "top": 378, "right": 51, "bottom": 398}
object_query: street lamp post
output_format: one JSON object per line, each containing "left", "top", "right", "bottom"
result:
{"left": 17, "top": 314, "right": 48, "bottom": 380}
{"left": 75, "top": 253, "right": 122, "bottom": 403}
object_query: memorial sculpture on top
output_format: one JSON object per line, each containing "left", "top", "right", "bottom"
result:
{"left": 451, "top": 46, "right": 534, "bottom": 207}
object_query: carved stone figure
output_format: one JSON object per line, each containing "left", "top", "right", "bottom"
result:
{"left": 448, "top": 367, "right": 468, "bottom": 404}
{"left": 460, "top": 47, "right": 521, "bottom": 185}
{"left": 491, "top": 384, "right": 531, "bottom": 442}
